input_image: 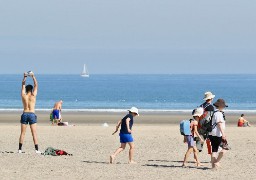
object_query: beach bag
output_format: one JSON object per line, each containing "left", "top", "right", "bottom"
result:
{"left": 198, "top": 116, "right": 213, "bottom": 135}
{"left": 43, "top": 147, "right": 58, "bottom": 156}
{"left": 198, "top": 104, "right": 215, "bottom": 135}
{"left": 43, "top": 147, "right": 73, "bottom": 156}
{"left": 203, "top": 110, "right": 221, "bottom": 135}
{"left": 180, "top": 120, "right": 192, "bottom": 136}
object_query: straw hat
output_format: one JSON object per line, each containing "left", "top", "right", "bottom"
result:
{"left": 203, "top": 92, "right": 215, "bottom": 101}
{"left": 213, "top": 99, "right": 228, "bottom": 108}
{"left": 192, "top": 107, "right": 204, "bottom": 117}
{"left": 128, "top": 107, "right": 139, "bottom": 116}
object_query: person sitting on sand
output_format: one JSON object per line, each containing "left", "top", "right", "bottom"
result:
{"left": 19, "top": 72, "right": 41, "bottom": 154}
{"left": 52, "top": 100, "right": 63, "bottom": 125}
{"left": 238, "top": 114, "right": 251, "bottom": 127}
{"left": 209, "top": 99, "right": 228, "bottom": 169}
{"left": 110, "top": 107, "right": 139, "bottom": 164}
{"left": 182, "top": 107, "right": 204, "bottom": 167}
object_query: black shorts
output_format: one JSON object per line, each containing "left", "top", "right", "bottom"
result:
{"left": 209, "top": 135, "right": 222, "bottom": 153}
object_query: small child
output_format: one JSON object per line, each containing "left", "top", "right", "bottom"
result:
{"left": 110, "top": 107, "right": 139, "bottom": 164}
{"left": 182, "top": 107, "right": 204, "bottom": 167}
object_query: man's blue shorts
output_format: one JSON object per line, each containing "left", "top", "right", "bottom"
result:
{"left": 21, "top": 113, "right": 37, "bottom": 125}
{"left": 120, "top": 133, "right": 134, "bottom": 143}
{"left": 52, "top": 109, "right": 60, "bottom": 119}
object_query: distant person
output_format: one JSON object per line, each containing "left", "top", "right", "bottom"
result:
{"left": 238, "top": 114, "right": 251, "bottom": 127}
{"left": 52, "top": 100, "right": 63, "bottom": 125}
{"left": 196, "top": 92, "right": 215, "bottom": 152}
{"left": 110, "top": 107, "right": 139, "bottom": 164}
{"left": 182, "top": 108, "right": 204, "bottom": 167}
{"left": 209, "top": 99, "right": 228, "bottom": 169}
{"left": 19, "top": 72, "right": 41, "bottom": 154}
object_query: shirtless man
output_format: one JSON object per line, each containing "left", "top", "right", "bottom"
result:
{"left": 19, "top": 72, "right": 41, "bottom": 154}
{"left": 52, "top": 100, "right": 63, "bottom": 125}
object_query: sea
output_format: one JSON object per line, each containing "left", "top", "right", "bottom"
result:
{"left": 0, "top": 74, "right": 256, "bottom": 112}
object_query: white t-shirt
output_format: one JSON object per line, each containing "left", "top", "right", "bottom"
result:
{"left": 209, "top": 110, "right": 225, "bottom": 137}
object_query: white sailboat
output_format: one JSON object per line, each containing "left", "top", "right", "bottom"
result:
{"left": 81, "top": 64, "right": 89, "bottom": 77}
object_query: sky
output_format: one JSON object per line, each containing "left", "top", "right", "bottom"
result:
{"left": 0, "top": 0, "right": 255, "bottom": 74}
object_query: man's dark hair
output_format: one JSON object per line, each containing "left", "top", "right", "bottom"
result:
{"left": 241, "top": 114, "right": 245, "bottom": 117}
{"left": 25, "top": 85, "right": 33, "bottom": 93}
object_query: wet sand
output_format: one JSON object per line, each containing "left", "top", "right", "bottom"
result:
{"left": 0, "top": 111, "right": 255, "bottom": 125}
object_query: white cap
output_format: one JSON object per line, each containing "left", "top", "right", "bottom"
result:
{"left": 203, "top": 92, "right": 215, "bottom": 101}
{"left": 192, "top": 107, "right": 204, "bottom": 117}
{"left": 128, "top": 107, "right": 139, "bottom": 116}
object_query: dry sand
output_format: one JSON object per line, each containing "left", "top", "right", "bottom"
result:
{"left": 0, "top": 111, "right": 256, "bottom": 180}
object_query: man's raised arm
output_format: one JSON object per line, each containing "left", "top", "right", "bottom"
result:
{"left": 31, "top": 73, "right": 38, "bottom": 96}
{"left": 21, "top": 73, "right": 27, "bottom": 96}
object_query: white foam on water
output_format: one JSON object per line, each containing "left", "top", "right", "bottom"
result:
{"left": 0, "top": 108, "right": 255, "bottom": 114}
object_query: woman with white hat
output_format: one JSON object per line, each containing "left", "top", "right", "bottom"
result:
{"left": 110, "top": 107, "right": 139, "bottom": 164}
{"left": 196, "top": 92, "right": 216, "bottom": 152}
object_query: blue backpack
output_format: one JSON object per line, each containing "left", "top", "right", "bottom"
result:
{"left": 180, "top": 120, "right": 192, "bottom": 136}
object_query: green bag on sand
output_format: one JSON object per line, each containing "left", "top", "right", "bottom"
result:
{"left": 43, "top": 147, "right": 58, "bottom": 156}
{"left": 50, "top": 113, "right": 53, "bottom": 122}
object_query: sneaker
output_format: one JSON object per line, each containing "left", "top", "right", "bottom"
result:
{"left": 18, "top": 150, "right": 22, "bottom": 154}
{"left": 35, "top": 150, "right": 42, "bottom": 154}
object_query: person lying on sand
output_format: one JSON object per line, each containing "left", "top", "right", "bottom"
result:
{"left": 182, "top": 108, "right": 204, "bottom": 167}
{"left": 110, "top": 107, "right": 139, "bottom": 164}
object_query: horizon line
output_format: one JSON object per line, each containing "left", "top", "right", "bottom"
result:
{"left": 0, "top": 73, "right": 256, "bottom": 75}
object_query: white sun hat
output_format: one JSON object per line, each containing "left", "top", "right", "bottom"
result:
{"left": 128, "top": 107, "right": 139, "bottom": 116}
{"left": 203, "top": 92, "right": 216, "bottom": 101}
{"left": 192, "top": 107, "right": 204, "bottom": 117}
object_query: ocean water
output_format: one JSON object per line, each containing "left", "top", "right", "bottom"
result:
{"left": 0, "top": 74, "right": 256, "bottom": 111}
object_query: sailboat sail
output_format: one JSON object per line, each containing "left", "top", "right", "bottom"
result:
{"left": 81, "top": 64, "right": 89, "bottom": 77}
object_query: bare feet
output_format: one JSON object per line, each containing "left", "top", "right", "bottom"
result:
{"left": 129, "top": 161, "right": 137, "bottom": 164}
{"left": 182, "top": 164, "right": 187, "bottom": 168}
{"left": 196, "top": 163, "right": 202, "bottom": 167}
{"left": 214, "top": 162, "right": 221, "bottom": 169}
{"left": 110, "top": 155, "right": 115, "bottom": 164}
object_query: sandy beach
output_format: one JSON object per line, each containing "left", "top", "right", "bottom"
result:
{"left": 0, "top": 111, "right": 256, "bottom": 180}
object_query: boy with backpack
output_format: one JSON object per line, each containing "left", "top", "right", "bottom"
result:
{"left": 181, "top": 107, "right": 204, "bottom": 167}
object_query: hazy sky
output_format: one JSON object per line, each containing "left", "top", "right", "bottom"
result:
{"left": 0, "top": 0, "right": 255, "bottom": 74}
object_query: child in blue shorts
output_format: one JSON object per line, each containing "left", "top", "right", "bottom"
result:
{"left": 182, "top": 107, "right": 204, "bottom": 167}
{"left": 110, "top": 107, "right": 139, "bottom": 164}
